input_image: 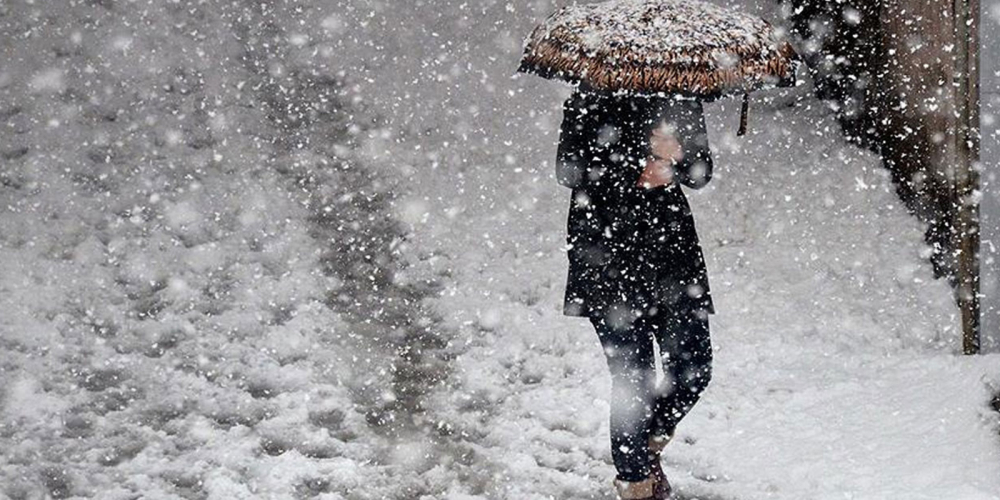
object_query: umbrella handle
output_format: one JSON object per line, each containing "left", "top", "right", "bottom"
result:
{"left": 737, "top": 92, "right": 749, "bottom": 136}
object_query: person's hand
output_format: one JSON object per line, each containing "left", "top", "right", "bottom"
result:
{"left": 637, "top": 127, "right": 682, "bottom": 189}
{"left": 650, "top": 126, "right": 683, "bottom": 163}
{"left": 637, "top": 156, "right": 675, "bottom": 189}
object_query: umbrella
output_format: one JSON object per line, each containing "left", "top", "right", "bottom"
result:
{"left": 517, "top": 0, "right": 799, "bottom": 134}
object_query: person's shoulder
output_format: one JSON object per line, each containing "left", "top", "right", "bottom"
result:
{"left": 649, "top": 94, "right": 704, "bottom": 120}
{"left": 565, "top": 86, "right": 615, "bottom": 116}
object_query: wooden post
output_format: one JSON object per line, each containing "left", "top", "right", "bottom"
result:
{"left": 737, "top": 92, "right": 749, "bottom": 137}
{"left": 953, "top": 0, "right": 981, "bottom": 354}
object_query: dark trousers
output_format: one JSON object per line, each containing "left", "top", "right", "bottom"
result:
{"left": 589, "top": 308, "right": 713, "bottom": 482}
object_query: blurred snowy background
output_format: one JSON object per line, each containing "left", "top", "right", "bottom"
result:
{"left": 1, "top": 0, "right": 998, "bottom": 499}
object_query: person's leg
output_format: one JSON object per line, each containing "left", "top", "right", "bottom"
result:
{"left": 649, "top": 308, "right": 713, "bottom": 438}
{"left": 589, "top": 314, "right": 658, "bottom": 483}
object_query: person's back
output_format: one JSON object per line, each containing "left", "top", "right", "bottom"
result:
{"left": 557, "top": 88, "right": 715, "bottom": 319}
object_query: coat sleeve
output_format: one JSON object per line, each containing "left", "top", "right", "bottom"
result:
{"left": 555, "top": 91, "right": 595, "bottom": 189}
{"left": 671, "top": 100, "right": 713, "bottom": 190}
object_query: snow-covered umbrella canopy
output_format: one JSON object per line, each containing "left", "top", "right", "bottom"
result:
{"left": 517, "top": 0, "right": 798, "bottom": 97}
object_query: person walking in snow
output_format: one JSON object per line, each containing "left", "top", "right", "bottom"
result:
{"left": 556, "top": 84, "right": 715, "bottom": 500}
{"left": 520, "top": 1, "right": 796, "bottom": 496}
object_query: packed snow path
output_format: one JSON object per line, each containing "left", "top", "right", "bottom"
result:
{"left": 402, "top": 95, "right": 1000, "bottom": 499}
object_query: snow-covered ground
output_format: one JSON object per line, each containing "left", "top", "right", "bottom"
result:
{"left": 1, "top": 2, "right": 454, "bottom": 498}
{"left": 1, "top": 1, "right": 998, "bottom": 499}
{"left": 407, "top": 96, "right": 1000, "bottom": 499}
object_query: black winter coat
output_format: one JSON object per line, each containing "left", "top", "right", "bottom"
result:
{"left": 557, "top": 89, "right": 715, "bottom": 321}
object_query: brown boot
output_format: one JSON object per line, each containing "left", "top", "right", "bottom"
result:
{"left": 613, "top": 476, "right": 657, "bottom": 500}
{"left": 647, "top": 435, "right": 673, "bottom": 499}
